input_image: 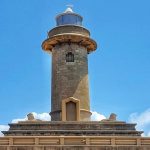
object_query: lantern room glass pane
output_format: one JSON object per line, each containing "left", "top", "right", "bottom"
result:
{"left": 56, "top": 14, "right": 82, "bottom": 26}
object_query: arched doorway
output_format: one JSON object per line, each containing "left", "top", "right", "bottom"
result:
{"left": 62, "top": 97, "right": 80, "bottom": 121}
{"left": 66, "top": 101, "right": 76, "bottom": 121}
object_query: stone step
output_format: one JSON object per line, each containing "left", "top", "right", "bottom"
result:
{"left": 8, "top": 122, "right": 137, "bottom": 131}
{"left": 3, "top": 121, "right": 142, "bottom": 137}
{"left": 3, "top": 130, "right": 143, "bottom": 136}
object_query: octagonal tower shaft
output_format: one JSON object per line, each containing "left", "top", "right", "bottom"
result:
{"left": 42, "top": 8, "right": 97, "bottom": 121}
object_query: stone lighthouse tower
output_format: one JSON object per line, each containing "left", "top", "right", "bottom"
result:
{"left": 42, "top": 7, "right": 97, "bottom": 121}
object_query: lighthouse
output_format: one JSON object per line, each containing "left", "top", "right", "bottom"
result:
{"left": 42, "top": 7, "right": 97, "bottom": 121}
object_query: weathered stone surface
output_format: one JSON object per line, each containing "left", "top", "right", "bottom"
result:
{"left": 3, "top": 121, "right": 142, "bottom": 136}
{"left": 27, "top": 113, "right": 35, "bottom": 121}
{"left": 0, "top": 147, "right": 7, "bottom": 150}
{"left": 1, "top": 146, "right": 150, "bottom": 150}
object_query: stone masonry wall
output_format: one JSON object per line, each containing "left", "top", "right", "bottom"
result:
{"left": 51, "top": 43, "right": 90, "bottom": 121}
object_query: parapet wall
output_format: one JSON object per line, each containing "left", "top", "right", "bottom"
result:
{"left": 0, "top": 136, "right": 150, "bottom": 150}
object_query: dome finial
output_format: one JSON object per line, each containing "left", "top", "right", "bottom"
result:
{"left": 65, "top": 4, "right": 74, "bottom": 13}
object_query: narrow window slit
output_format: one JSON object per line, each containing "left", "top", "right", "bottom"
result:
{"left": 66, "top": 52, "right": 74, "bottom": 62}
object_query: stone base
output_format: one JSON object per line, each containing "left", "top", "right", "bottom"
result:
{"left": 1, "top": 121, "right": 150, "bottom": 150}
{"left": 3, "top": 121, "right": 142, "bottom": 136}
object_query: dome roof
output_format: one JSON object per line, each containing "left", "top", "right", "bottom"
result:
{"left": 64, "top": 7, "right": 73, "bottom": 13}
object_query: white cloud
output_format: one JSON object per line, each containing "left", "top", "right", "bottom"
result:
{"left": 91, "top": 111, "right": 106, "bottom": 121}
{"left": 12, "top": 112, "right": 51, "bottom": 123}
{"left": 12, "top": 117, "right": 27, "bottom": 123}
{"left": 129, "top": 108, "right": 150, "bottom": 137}
{"left": 0, "top": 125, "right": 9, "bottom": 136}
{"left": 32, "top": 112, "right": 51, "bottom": 121}
{"left": 148, "top": 132, "right": 150, "bottom": 137}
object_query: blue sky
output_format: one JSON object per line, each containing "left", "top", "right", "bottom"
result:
{"left": 0, "top": 0, "right": 150, "bottom": 135}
